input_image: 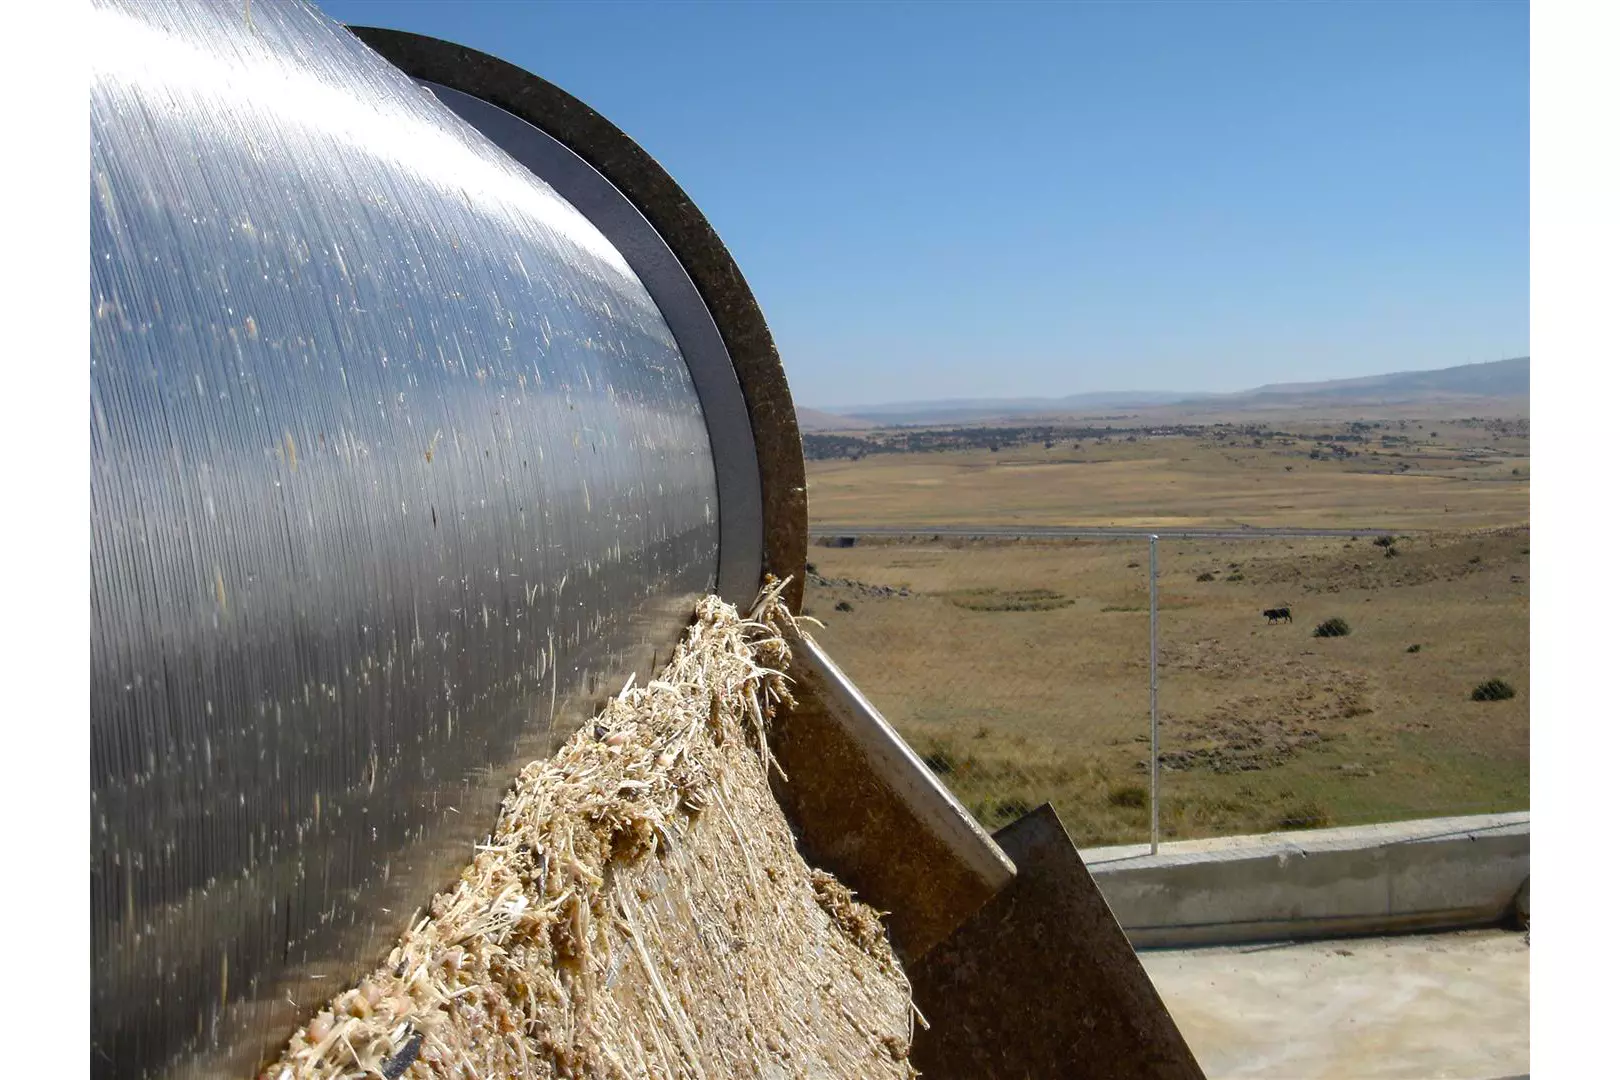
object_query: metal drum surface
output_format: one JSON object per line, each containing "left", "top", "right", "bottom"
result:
{"left": 89, "top": 0, "right": 754, "bottom": 1074}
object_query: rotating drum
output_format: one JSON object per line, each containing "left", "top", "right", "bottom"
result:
{"left": 89, "top": 1, "right": 804, "bottom": 1075}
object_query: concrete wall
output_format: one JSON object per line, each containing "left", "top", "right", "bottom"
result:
{"left": 1080, "top": 813, "right": 1528, "bottom": 948}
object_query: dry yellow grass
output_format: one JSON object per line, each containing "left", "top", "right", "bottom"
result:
{"left": 803, "top": 467, "right": 1528, "bottom": 845}
{"left": 808, "top": 419, "right": 1529, "bottom": 532}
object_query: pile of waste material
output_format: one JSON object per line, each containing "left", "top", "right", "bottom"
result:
{"left": 264, "top": 583, "right": 915, "bottom": 1079}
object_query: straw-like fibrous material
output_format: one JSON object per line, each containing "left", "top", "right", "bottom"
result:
{"left": 263, "top": 583, "right": 915, "bottom": 1079}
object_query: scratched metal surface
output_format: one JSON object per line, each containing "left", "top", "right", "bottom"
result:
{"left": 89, "top": 1, "right": 723, "bottom": 1076}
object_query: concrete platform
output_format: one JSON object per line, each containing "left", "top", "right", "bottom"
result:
{"left": 1140, "top": 929, "right": 1530, "bottom": 1079}
{"left": 1082, "top": 813, "right": 1529, "bottom": 947}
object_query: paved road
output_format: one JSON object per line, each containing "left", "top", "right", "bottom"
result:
{"left": 810, "top": 524, "right": 1403, "bottom": 540}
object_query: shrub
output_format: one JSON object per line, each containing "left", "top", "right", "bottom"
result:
{"left": 834, "top": 600, "right": 853, "bottom": 613}
{"left": 1313, "top": 616, "right": 1351, "bottom": 638}
{"left": 1472, "top": 678, "right": 1516, "bottom": 702}
{"left": 1373, "top": 535, "right": 1396, "bottom": 549}
{"left": 1196, "top": 571, "right": 1216, "bottom": 582}
{"left": 973, "top": 797, "right": 1032, "bottom": 828}
{"left": 920, "top": 749, "right": 956, "bottom": 774}
{"left": 1406, "top": 644, "right": 1422, "bottom": 653}
{"left": 991, "top": 797, "right": 1031, "bottom": 823}
{"left": 1227, "top": 571, "right": 1245, "bottom": 582}
{"left": 1274, "top": 800, "right": 1332, "bottom": 831}
{"left": 1107, "top": 784, "right": 1149, "bottom": 810}
{"left": 804, "top": 562, "right": 817, "bottom": 575}
{"left": 1383, "top": 545, "right": 1399, "bottom": 558}
{"left": 1126, "top": 561, "right": 1140, "bottom": 568}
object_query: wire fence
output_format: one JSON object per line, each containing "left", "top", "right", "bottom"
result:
{"left": 802, "top": 527, "right": 1529, "bottom": 849}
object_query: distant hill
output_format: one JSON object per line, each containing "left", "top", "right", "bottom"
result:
{"left": 828, "top": 390, "right": 1205, "bottom": 426}
{"left": 1229, "top": 357, "right": 1528, "bottom": 403}
{"left": 796, "top": 406, "right": 867, "bottom": 432}
{"left": 809, "top": 358, "right": 1527, "bottom": 426}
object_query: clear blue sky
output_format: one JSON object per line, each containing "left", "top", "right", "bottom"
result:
{"left": 315, "top": 0, "right": 1528, "bottom": 408}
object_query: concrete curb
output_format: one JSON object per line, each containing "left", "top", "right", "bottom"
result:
{"left": 1080, "top": 813, "right": 1529, "bottom": 949}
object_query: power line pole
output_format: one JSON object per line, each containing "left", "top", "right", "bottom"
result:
{"left": 1149, "top": 534, "right": 1160, "bottom": 855}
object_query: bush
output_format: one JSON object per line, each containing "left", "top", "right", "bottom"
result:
{"left": 1313, "top": 616, "right": 1351, "bottom": 638}
{"left": 1274, "top": 800, "right": 1332, "bottom": 831}
{"left": 1406, "top": 643, "right": 1422, "bottom": 653}
{"left": 1472, "top": 678, "right": 1516, "bottom": 702}
{"left": 1107, "top": 784, "right": 1149, "bottom": 809}
{"left": 991, "top": 797, "right": 1031, "bottom": 823}
{"left": 834, "top": 600, "right": 853, "bottom": 613}
{"left": 1373, "top": 535, "right": 1396, "bottom": 549}
{"left": 1384, "top": 546, "right": 1399, "bottom": 558}
{"left": 1226, "top": 571, "right": 1245, "bottom": 582}
{"left": 921, "top": 749, "right": 956, "bottom": 775}
{"left": 1196, "top": 571, "right": 1216, "bottom": 582}
{"left": 973, "top": 797, "right": 1032, "bottom": 828}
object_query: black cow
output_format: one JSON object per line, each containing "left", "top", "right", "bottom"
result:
{"left": 1263, "top": 607, "right": 1293, "bottom": 624}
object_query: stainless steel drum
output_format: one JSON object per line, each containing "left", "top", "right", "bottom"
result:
{"left": 89, "top": 1, "right": 804, "bottom": 1075}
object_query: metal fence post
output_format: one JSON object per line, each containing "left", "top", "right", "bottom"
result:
{"left": 1149, "top": 534, "right": 1160, "bottom": 854}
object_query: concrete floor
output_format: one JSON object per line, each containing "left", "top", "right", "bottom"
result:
{"left": 1140, "top": 929, "right": 1529, "bottom": 1080}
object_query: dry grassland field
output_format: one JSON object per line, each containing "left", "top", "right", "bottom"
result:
{"left": 808, "top": 416, "right": 1527, "bottom": 531}
{"left": 801, "top": 415, "right": 1529, "bottom": 844}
